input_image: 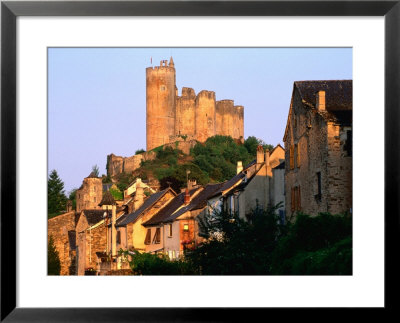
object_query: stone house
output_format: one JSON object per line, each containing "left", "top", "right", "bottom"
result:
{"left": 116, "top": 187, "right": 177, "bottom": 253}
{"left": 221, "top": 145, "right": 285, "bottom": 220}
{"left": 283, "top": 80, "right": 352, "bottom": 219}
{"left": 75, "top": 209, "right": 111, "bottom": 275}
{"left": 48, "top": 210, "right": 78, "bottom": 275}
{"left": 76, "top": 172, "right": 103, "bottom": 213}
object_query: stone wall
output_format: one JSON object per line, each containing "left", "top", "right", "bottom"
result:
{"left": 76, "top": 177, "right": 103, "bottom": 213}
{"left": 284, "top": 88, "right": 352, "bottom": 219}
{"left": 175, "top": 87, "right": 196, "bottom": 137}
{"left": 195, "top": 91, "right": 216, "bottom": 143}
{"left": 48, "top": 211, "right": 76, "bottom": 275}
{"left": 107, "top": 151, "right": 156, "bottom": 177}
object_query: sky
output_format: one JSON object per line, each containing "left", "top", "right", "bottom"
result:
{"left": 48, "top": 47, "right": 352, "bottom": 193}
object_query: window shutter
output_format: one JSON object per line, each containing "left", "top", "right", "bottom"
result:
{"left": 291, "top": 187, "right": 295, "bottom": 211}
{"left": 297, "top": 186, "right": 301, "bottom": 211}
{"left": 144, "top": 229, "right": 151, "bottom": 245}
{"left": 290, "top": 145, "right": 294, "bottom": 169}
{"left": 153, "top": 228, "right": 161, "bottom": 244}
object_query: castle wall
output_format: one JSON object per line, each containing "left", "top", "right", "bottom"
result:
{"left": 235, "top": 105, "right": 244, "bottom": 141}
{"left": 215, "top": 101, "right": 224, "bottom": 135}
{"left": 217, "top": 100, "right": 234, "bottom": 138}
{"left": 175, "top": 87, "right": 196, "bottom": 137}
{"left": 146, "top": 61, "right": 176, "bottom": 151}
{"left": 76, "top": 177, "right": 103, "bottom": 213}
{"left": 195, "top": 91, "right": 216, "bottom": 143}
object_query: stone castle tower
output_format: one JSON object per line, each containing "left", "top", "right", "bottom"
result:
{"left": 146, "top": 57, "right": 244, "bottom": 151}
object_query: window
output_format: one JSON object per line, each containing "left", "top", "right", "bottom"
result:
{"left": 168, "top": 224, "right": 173, "bottom": 237}
{"left": 153, "top": 228, "right": 161, "bottom": 244}
{"left": 291, "top": 186, "right": 301, "bottom": 212}
{"left": 144, "top": 229, "right": 151, "bottom": 245}
{"left": 316, "top": 172, "right": 322, "bottom": 201}
{"left": 183, "top": 224, "right": 189, "bottom": 231}
{"left": 93, "top": 197, "right": 96, "bottom": 203}
{"left": 160, "top": 85, "right": 166, "bottom": 91}
{"left": 344, "top": 130, "right": 352, "bottom": 157}
{"left": 116, "top": 231, "right": 121, "bottom": 244}
{"left": 289, "top": 145, "right": 294, "bottom": 169}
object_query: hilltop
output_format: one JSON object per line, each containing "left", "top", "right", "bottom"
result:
{"left": 105, "top": 135, "right": 274, "bottom": 195}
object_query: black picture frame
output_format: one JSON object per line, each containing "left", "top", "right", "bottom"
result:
{"left": 1, "top": 0, "right": 398, "bottom": 321}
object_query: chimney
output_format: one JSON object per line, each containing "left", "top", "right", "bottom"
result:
{"left": 256, "top": 145, "right": 265, "bottom": 164}
{"left": 265, "top": 150, "right": 270, "bottom": 168}
{"left": 188, "top": 179, "right": 197, "bottom": 190}
{"left": 316, "top": 90, "right": 326, "bottom": 111}
{"left": 134, "top": 178, "right": 144, "bottom": 210}
{"left": 184, "top": 188, "right": 191, "bottom": 205}
{"left": 237, "top": 161, "right": 243, "bottom": 174}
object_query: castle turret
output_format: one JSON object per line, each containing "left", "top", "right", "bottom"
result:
{"left": 146, "top": 58, "right": 176, "bottom": 150}
{"left": 216, "top": 100, "right": 234, "bottom": 138}
{"left": 175, "top": 87, "right": 196, "bottom": 137}
{"left": 195, "top": 90, "right": 216, "bottom": 142}
{"left": 234, "top": 105, "right": 244, "bottom": 141}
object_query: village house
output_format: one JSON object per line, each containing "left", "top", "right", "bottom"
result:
{"left": 75, "top": 208, "right": 111, "bottom": 275}
{"left": 283, "top": 80, "right": 352, "bottom": 219}
{"left": 141, "top": 186, "right": 203, "bottom": 259}
{"left": 115, "top": 187, "right": 176, "bottom": 253}
{"left": 219, "top": 145, "right": 285, "bottom": 220}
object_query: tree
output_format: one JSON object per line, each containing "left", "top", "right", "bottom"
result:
{"left": 48, "top": 169, "right": 67, "bottom": 216}
{"left": 135, "top": 149, "right": 146, "bottom": 155}
{"left": 48, "top": 235, "right": 61, "bottom": 275}
{"left": 68, "top": 188, "right": 78, "bottom": 210}
{"left": 244, "top": 136, "right": 274, "bottom": 155}
{"left": 91, "top": 164, "right": 100, "bottom": 177}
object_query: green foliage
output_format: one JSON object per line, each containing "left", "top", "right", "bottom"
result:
{"left": 135, "top": 149, "right": 146, "bottom": 155}
{"left": 68, "top": 188, "right": 77, "bottom": 210}
{"left": 187, "top": 204, "right": 282, "bottom": 275}
{"left": 120, "top": 250, "right": 193, "bottom": 275}
{"left": 48, "top": 169, "right": 67, "bottom": 216}
{"left": 244, "top": 136, "right": 274, "bottom": 155}
{"left": 270, "top": 213, "right": 352, "bottom": 274}
{"left": 115, "top": 172, "right": 135, "bottom": 191}
{"left": 48, "top": 235, "right": 61, "bottom": 275}
{"left": 159, "top": 176, "right": 184, "bottom": 194}
{"left": 109, "top": 186, "right": 123, "bottom": 200}
{"left": 91, "top": 164, "right": 100, "bottom": 177}
{"left": 191, "top": 135, "right": 253, "bottom": 182}
{"left": 102, "top": 175, "right": 112, "bottom": 183}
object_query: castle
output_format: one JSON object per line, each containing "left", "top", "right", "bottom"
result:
{"left": 146, "top": 57, "right": 244, "bottom": 150}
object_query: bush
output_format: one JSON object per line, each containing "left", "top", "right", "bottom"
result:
{"left": 270, "top": 213, "right": 352, "bottom": 274}
{"left": 121, "top": 251, "right": 194, "bottom": 275}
